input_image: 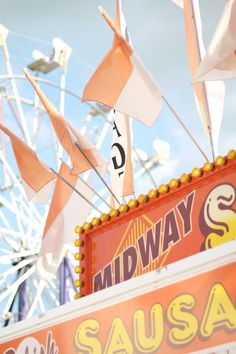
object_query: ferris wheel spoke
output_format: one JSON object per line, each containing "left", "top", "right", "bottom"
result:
{"left": 0, "top": 194, "right": 37, "bottom": 230}
{"left": 0, "top": 265, "right": 35, "bottom": 303}
{"left": 2, "top": 283, "right": 18, "bottom": 322}
{"left": 0, "top": 257, "right": 35, "bottom": 287}
{"left": 26, "top": 279, "right": 46, "bottom": 319}
{"left": 0, "top": 226, "right": 27, "bottom": 239}
{"left": 2, "top": 266, "right": 28, "bottom": 326}
{"left": 0, "top": 249, "right": 39, "bottom": 264}
{"left": 16, "top": 193, "right": 42, "bottom": 226}
{"left": 10, "top": 193, "right": 41, "bottom": 236}
{"left": 11, "top": 195, "right": 35, "bottom": 245}
{"left": 10, "top": 193, "right": 30, "bottom": 242}
{"left": 32, "top": 279, "right": 46, "bottom": 313}
{"left": 0, "top": 230, "right": 21, "bottom": 252}
{"left": 44, "top": 282, "right": 60, "bottom": 306}
{"left": 0, "top": 247, "right": 11, "bottom": 254}
{"left": 0, "top": 209, "right": 10, "bottom": 228}
{"left": 3, "top": 42, "right": 32, "bottom": 146}
{"left": 95, "top": 110, "right": 113, "bottom": 149}
{"left": 80, "top": 113, "right": 92, "bottom": 135}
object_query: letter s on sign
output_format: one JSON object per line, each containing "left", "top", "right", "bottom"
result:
{"left": 167, "top": 294, "right": 198, "bottom": 347}
{"left": 74, "top": 319, "right": 102, "bottom": 354}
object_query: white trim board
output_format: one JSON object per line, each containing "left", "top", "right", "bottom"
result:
{"left": 1, "top": 239, "right": 236, "bottom": 344}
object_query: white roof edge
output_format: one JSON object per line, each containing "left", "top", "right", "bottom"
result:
{"left": 1, "top": 240, "right": 236, "bottom": 343}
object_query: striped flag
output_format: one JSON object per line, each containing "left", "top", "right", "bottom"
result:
{"left": 36, "top": 162, "right": 93, "bottom": 279}
{"left": 172, "top": 0, "right": 225, "bottom": 156}
{"left": 24, "top": 69, "right": 108, "bottom": 176}
{"left": 195, "top": 0, "right": 236, "bottom": 81}
{"left": 82, "top": 6, "right": 162, "bottom": 128}
{"left": 0, "top": 122, "right": 55, "bottom": 203}
{"left": 110, "top": 0, "right": 134, "bottom": 203}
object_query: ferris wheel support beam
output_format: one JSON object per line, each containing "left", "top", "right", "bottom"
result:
{"left": 134, "top": 148, "right": 158, "bottom": 188}
{"left": 64, "top": 257, "right": 77, "bottom": 292}
{"left": 32, "top": 279, "right": 46, "bottom": 313}
{"left": 80, "top": 113, "right": 92, "bottom": 135}
{"left": 0, "top": 265, "right": 35, "bottom": 303}
{"left": 25, "top": 279, "right": 46, "bottom": 319}
{"left": 0, "top": 258, "right": 35, "bottom": 286}
{"left": 31, "top": 72, "right": 41, "bottom": 148}
{"left": 0, "top": 228, "right": 23, "bottom": 252}
{"left": 59, "top": 258, "right": 67, "bottom": 305}
{"left": 2, "top": 283, "right": 18, "bottom": 326}
{"left": 0, "top": 249, "right": 38, "bottom": 264}
{"left": 0, "top": 27, "right": 32, "bottom": 146}
{"left": 0, "top": 74, "right": 111, "bottom": 120}
{"left": 18, "top": 266, "right": 29, "bottom": 321}
{"left": 56, "top": 65, "right": 66, "bottom": 168}
{"left": 2, "top": 192, "right": 40, "bottom": 244}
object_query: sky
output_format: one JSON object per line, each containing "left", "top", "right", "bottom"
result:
{"left": 0, "top": 0, "right": 236, "bottom": 196}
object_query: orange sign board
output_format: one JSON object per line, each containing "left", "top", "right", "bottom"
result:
{"left": 78, "top": 158, "right": 236, "bottom": 295}
{"left": 1, "top": 254, "right": 236, "bottom": 353}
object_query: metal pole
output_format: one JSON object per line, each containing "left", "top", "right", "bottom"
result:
{"left": 74, "top": 141, "right": 120, "bottom": 205}
{"left": 50, "top": 167, "right": 102, "bottom": 214}
{"left": 18, "top": 266, "right": 28, "bottom": 321}
{"left": 162, "top": 96, "right": 209, "bottom": 161}
{"left": 64, "top": 257, "right": 77, "bottom": 292}
{"left": 189, "top": 0, "right": 215, "bottom": 160}
{"left": 59, "top": 258, "right": 66, "bottom": 305}
{"left": 32, "top": 71, "right": 41, "bottom": 148}
{"left": 57, "top": 64, "right": 66, "bottom": 167}
{"left": 78, "top": 175, "right": 110, "bottom": 208}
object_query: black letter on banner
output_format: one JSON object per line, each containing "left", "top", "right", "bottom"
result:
{"left": 113, "top": 121, "right": 122, "bottom": 137}
{"left": 111, "top": 143, "right": 126, "bottom": 177}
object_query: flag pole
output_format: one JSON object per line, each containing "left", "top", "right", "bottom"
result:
{"left": 99, "top": 7, "right": 209, "bottom": 162}
{"left": 207, "top": 125, "right": 215, "bottom": 160}
{"left": 74, "top": 141, "right": 120, "bottom": 205}
{"left": 189, "top": 0, "right": 216, "bottom": 161}
{"left": 78, "top": 175, "right": 111, "bottom": 208}
{"left": 60, "top": 158, "right": 111, "bottom": 208}
{"left": 162, "top": 96, "right": 209, "bottom": 161}
{"left": 50, "top": 167, "right": 103, "bottom": 214}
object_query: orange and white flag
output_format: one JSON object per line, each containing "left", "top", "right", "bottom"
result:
{"left": 110, "top": 0, "right": 134, "bottom": 203}
{"left": 24, "top": 69, "right": 108, "bottom": 176}
{"left": 173, "top": 0, "right": 225, "bottom": 155}
{"left": 36, "top": 162, "right": 93, "bottom": 280}
{"left": 110, "top": 111, "right": 134, "bottom": 204}
{"left": 195, "top": 0, "right": 236, "bottom": 81}
{"left": 0, "top": 122, "right": 55, "bottom": 203}
{"left": 82, "top": 6, "right": 162, "bottom": 128}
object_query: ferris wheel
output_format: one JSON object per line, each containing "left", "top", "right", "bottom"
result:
{"left": 0, "top": 24, "right": 170, "bottom": 327}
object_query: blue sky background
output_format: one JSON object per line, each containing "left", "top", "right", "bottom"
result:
{"left": 1, "top": 0, "right": 236, "bottom": 195}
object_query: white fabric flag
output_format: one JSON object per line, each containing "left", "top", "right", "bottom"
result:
{"left": 24, "top": 69, "right": 108, "bottom": 177}
{"left": 36, "top": 162, "right": 93, "bottom": 280}
{"left": 0, "top": 122, "right": 55, "bottom": 203}
{"left": 110, "top": 0, "right": 134, "bottom": 204}
{"left": 195, "top": 0, "right": 236, "bottom": 81}
{"left": 110, "top": 112, "right": 134, "bottom": 203}
{"left": 172, "top": 0, "right": 225, "bottom": 155}
{"left": 83, "top": 6, "right": 162, "bottom": 127}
